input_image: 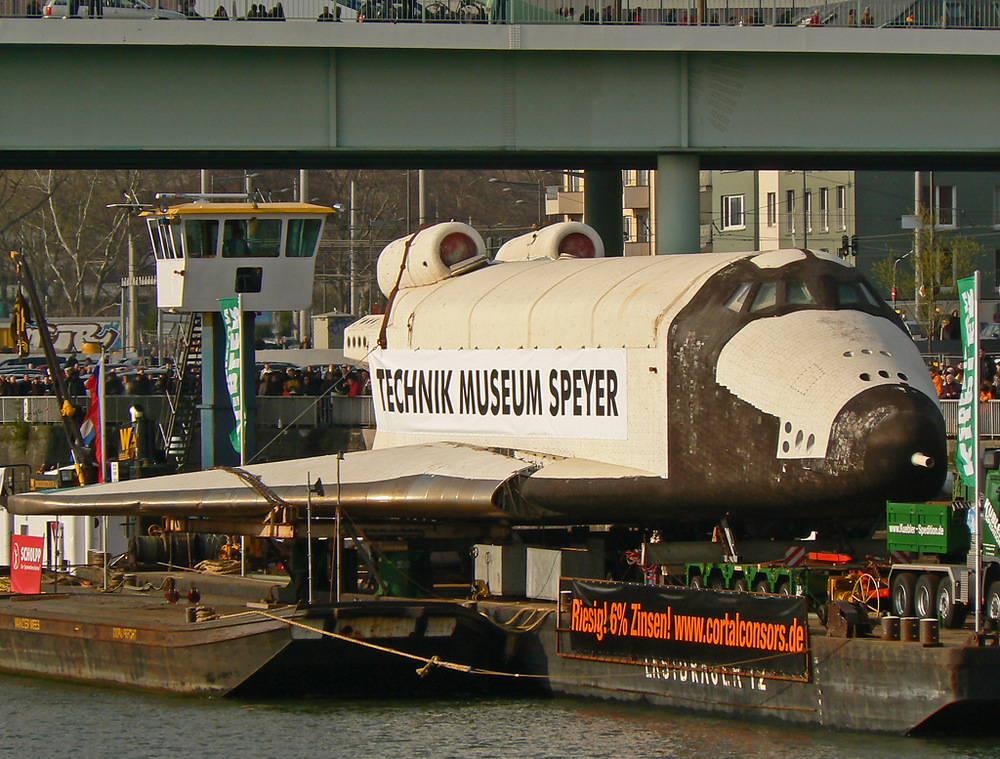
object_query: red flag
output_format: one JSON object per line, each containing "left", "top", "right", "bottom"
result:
{"left": 80, "top": 370, "right": 103, "bottom": 483}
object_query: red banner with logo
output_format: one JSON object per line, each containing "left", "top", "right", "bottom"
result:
{"left": 10, "top": 534, "right": 44, "bottom": 594}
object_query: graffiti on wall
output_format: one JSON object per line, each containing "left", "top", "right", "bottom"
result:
{"left": 2, "top": 319, "right": 121, "bottom": 354}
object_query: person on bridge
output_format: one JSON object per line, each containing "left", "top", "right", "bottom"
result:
{"left": 859, "top": 6, "right": 872, "bottom": 25}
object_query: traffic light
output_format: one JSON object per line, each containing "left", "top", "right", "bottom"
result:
{"left": 851, "top": 234, "right": 858, "bottom": 253}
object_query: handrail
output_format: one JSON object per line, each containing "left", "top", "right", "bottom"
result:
{"left": 12, "top": 0, "right": 1000, "bottom": 28}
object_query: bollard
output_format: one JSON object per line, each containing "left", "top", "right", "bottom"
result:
{"left": 920, "top": 617, "right": 940, "bottom": 646}
{"left": 881, "top": 615, "right": 900, "bottom": 641}
{"left": 900, "top": 616, "right": 920, "bottom": 642}
{"left": 185, "top": 606, "right": 197, "bottom": 624}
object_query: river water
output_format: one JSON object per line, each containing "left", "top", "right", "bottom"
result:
{"left": 2, "top": 673, "right": 999, "bottom": 759}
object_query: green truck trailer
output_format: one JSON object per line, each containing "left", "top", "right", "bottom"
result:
{"left": 683, "top": 453, "right": 1000, "bottom": 630}
{"left": 885, "top": 449, "right": 1000, "bottom": 628}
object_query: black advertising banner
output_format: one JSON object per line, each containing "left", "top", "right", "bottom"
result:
{"left": 566, "top": 580, "right": 809, "bottom": 677}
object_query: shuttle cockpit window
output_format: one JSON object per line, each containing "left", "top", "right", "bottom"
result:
{"left": 725, "top": 282, "right": 754, "bottom": 312}
{"left": 286, "top": 218, "right": 321, "bottom": 258}
{"left": 223, "top": 219, "right": 281, "bottom": 258}
{"left": 185, "top": 219, "right": 219, "bottom": 259}
{"left": 749, "top": 282, "right": 778, "bottom": 312}
{"left": 837, "top": 282, "right": 862, "bottom": 306}
{"left": 786, "top": 281, "right": 815, "bottom": 305}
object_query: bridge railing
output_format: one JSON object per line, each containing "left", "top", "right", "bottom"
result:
{"left": 12, "top": 0, "right": 1000, "bottom": 28}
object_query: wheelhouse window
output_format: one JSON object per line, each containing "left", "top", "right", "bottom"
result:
{"left": 223, "top": 219, "right": 281, "bottom": 258}
{"left": 722, "top": 194, "right": 745, "bottom": 230}
{"left": 184, "top": 219, "right": 219, "bottom": 258}
{"left": 286, "top": 219, "right": 321, "bottom": 258}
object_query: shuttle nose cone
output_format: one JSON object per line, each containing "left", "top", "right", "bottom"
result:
{"left": 834, "top": 386, "right": 947, "bottom": 502}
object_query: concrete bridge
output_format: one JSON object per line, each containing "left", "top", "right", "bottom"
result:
{"left": 2, "top": 19, "right": 998, "bottom": 251}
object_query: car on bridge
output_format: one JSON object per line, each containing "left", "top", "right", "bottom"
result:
{"left": 42, "top": 0, "right": 188, "bottom": 18}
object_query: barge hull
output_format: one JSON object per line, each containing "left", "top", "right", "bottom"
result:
{"left": 528, "top": 622, "right": 1000, "bottom": 734}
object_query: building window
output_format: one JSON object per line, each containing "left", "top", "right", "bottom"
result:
{"left": 786, "top": 190, "right": 796, "bottom": 233}
{"left": 636, "top": 213, "right": 650, "bottom": 243}
{"left": 636, "top": 170, "right": 649, "bottom": 187}
{"left": 836, "top": 186, "right": 846, "bottom": 231}
{"left": 805, "top": 191, "right": 812, "bottom": 233}
{"left": 623, "top": 214, "right": 634, "bottom": 242}
{"left": 820, "top": 188, "right": 829, "bottom": 232}
{"left": 920, "top": 184, "right": 957, "bottom": 227}
{"left": 766, "top": 192, "right": 777, "bottom": 227}
{"left": 722, "top": 194, "right": 745, "bottom": 230}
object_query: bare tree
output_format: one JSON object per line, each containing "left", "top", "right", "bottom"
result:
{"left": 20, "top": 170, "right": 139, "bottom": 317}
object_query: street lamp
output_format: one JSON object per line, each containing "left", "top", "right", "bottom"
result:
{"left": 489, "top": 177, "right": 544, "bottom": 227}
{"left": 893, "top": 251, "right": 911, "bottom": 307}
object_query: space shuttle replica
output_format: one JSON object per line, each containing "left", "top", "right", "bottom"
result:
{"left": 7, "top": 220, "right": 946, "bottom": 532}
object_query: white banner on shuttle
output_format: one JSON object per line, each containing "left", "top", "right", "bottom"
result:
{"left": 368, "top": 348, "right": 628, "bottom": 439}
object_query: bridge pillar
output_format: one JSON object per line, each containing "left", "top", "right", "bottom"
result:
{"left": 584, "top": 170, "right": 624, "bottom": 257}
{"left": 200, "top": 311, "right": 256, "bottom": 470}
{"left": 655, "top": 154, "right": 701, "bottom": 255}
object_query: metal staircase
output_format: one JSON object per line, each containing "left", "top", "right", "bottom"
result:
{"left": 163, "top": 313, "right": 202, "bottom": 471}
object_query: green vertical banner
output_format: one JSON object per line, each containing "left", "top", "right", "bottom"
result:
{"left": 955, "top": 273, "right": 979, "bottom": 487}
{"left": 219, "top": 297, "right": 242, "bottom": 455}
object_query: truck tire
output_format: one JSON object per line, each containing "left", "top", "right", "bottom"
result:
{"left": 709, "top": 574, "right": 727, "bottom": 591}
{"left": 689, "top": 573, "right": 705, "bottom": 590}
{"left": 775, "top": 580, "right": 792, "bottom": 596}
{"left": 935, "top": 578, "right": 966, "bottom": 629}
{"left": 914, "top": 573, "right": 940, "bottom": 619}
{"left": 752, "top": 579, "right": 771, "bottom": 594}
{"left": 890, "top": 572, "right": 917, "bottom": 618}
{"left": 987, "top": 581, "right": 1000, "bottom": 620}
{"left": 733, "top": 577, "right": 749, "bottom": 593}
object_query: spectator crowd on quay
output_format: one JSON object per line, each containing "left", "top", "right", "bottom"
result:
{"left": 929, "top": 350, "right": 1000, "bottom": 401}
{"left": 0, "top": 356, "right": 371, "bottom": 399}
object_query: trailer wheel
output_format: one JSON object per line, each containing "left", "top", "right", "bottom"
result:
{"left": 709, "top": 574, "right": 727, "bottom": 591}
{"left": 914, "top": 574, "right": 940, "bottom": 619}
{"left": 987, "top": 581, "right": 1000, "bottom": 620}
{"left": 752, "top": 579, "right": 771, "bottom": 594}
{"left": 732, "top": 577, "right": 749, "bottom": 593}
{"left": 890, "top": 572, "right": 917, "bottom": 618}
{"left": 689, "top": 573, "right": 705, "bottom": 590}
{"left": 935, "top": 578, "right": 966, "bottom": 629}
{"left": 775, "top": 580, "right": 792, "bottom": 596}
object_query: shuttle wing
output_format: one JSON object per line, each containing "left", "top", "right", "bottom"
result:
{"left": 5, "top": 443, "right": 542, "bottom": 522}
